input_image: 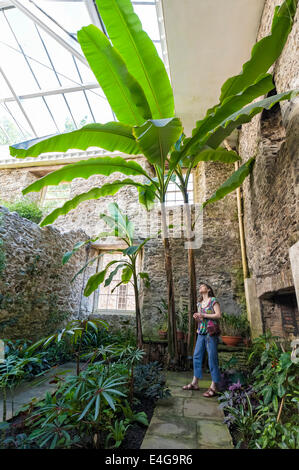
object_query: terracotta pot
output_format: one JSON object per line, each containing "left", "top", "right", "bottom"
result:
{"left": 221, "top": 335, "right": 242, "bottom": 346}
{"left": 176, "top": 330, "right": 184, "bottom": 341}
{"left": 158, "top": 330, "right": 167, "bottom": 340}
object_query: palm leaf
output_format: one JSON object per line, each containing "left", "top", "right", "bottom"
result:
{"left": 96, "top": 0, "right": 174, "bottom": 118}
{"left": 40, "top": 179, "right": 155, "bottom": 226}
{"left": 22, "top": 156, "right": 149, "bottom": 195}
{"left": 77, "top": 25, "right": 151, "bottom": 125}
{"left": 133, "top": 118, "right": 182, "bottom": 167}
{"left": 219, "top": 0, "right": 297, "bottom": 102}
{"left": 203, "top": 157, "right": 255, "bottom": 207}
{"left": 9, "top": 122, "right": 141, "bottom": 158}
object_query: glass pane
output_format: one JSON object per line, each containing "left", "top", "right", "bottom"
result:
{"left": 98, "top": 253, "right": 135, "bottom": 312}
{"left": 5, "top": 101, "right": 34, "bottom": 138}
{"left": 44, "top": 94, "right": 76, "bottom": 133}
{"left": 85, "top": 90, "right": 114, "bottom": 123}
{"left": 36, "top": 1, "right": 92, "bottom": 34}
{"left": 22, "top": 97, "right": 58, "bottom": 136}
{"left": 0, "top": 104, "right": 26, "bottom": 145}
{"left": 133, "top": 4, "right": 160, "bottom": 41}
{"left": 0, "top": 39, "right": 39, "bottom": 96}
{"left": 65, "top": 91, "right": 94, "bottom": 128}
{"left": 74, "top": 57, "right": 98, "bottom": 84}
{"left": 38, "top": 29, "right": 80, "bottom": 87}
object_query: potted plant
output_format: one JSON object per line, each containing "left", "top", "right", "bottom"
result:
{"left": 176, "top": 306, "right": 188, "bottom": 341}
{"left": 154, "top": 300, "right": 168, "bottom": 340}
{"left": 219, "top": 313, "right": 246, "bottom": 347}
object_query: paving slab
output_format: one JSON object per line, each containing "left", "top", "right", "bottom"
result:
{"left": 141, "top": 371, "right": 233, "bottom": 449}
{"left": 0, "top": 362, "right": 76, "bottom": 422}
{"left": 197, "top": 419, "right": 233, "bottom": 449}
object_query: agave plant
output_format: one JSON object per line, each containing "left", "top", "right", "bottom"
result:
{"left": 9, "top": 0, "right": 298, "bottom": 362}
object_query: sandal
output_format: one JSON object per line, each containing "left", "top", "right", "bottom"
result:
{"left": 203, "top": 387, "right": 218, "bottom": 397}
{"left": 182, "top": 383, "right": 200, "bottom": 391}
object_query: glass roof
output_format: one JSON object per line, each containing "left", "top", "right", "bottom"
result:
{"left": 0, "top": 0, "right": 165, "bottom": 159}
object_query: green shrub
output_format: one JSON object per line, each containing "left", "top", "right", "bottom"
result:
{"left": 0, "top": 199, "right": 43, "bottom": 223}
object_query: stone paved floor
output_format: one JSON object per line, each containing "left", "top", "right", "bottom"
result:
{"left": 141, "top": 371, "right": 233, "bottom": 449}
{"left": 0, "top": 362, "right": 76, "bottom": 422}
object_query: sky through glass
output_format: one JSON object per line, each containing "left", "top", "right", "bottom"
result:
{"left": 0, "top": 0, "right": 164, "bottom": 158}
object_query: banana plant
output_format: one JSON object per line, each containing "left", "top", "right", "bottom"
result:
{"left": 9, "top": 0, "right": 298, "bottom": 362}
{"left": 169, "top": 0, "right": 298, "bottom": 356}
{"left": 65, "top": 202, "right": 151, "bottom": 349}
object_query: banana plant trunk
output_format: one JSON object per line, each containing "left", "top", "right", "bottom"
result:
{"left": 160, "top": 204, "right": 178, "bottom": 363}
{"left": 183, "top": 192, "right": 197, "bottom": 358}
{"left": 133, "top": 271, "right": 143, "bottom": 349}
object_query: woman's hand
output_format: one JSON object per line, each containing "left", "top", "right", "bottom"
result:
{"left": 193, "top": 312, "right": 204, "bottom": 320}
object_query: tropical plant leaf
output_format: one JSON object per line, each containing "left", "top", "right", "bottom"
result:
{"left": 40, "top": 179, "right": 155, "bottom": 226}
{"left": 219, "top": 0, "right": 297, "bottom": 102}
{"left": 22, "top": 156, "right": 149, "bottom": 195}
{"left": 133, "top": 118, "right": 182, "bottom": 167}
{"left": 84, "top": 258, "right": 124, "bottom": 297}
{"left": 77, "top": 25, "right": 151, "bottom": 125}
{"left": 105, "top": 202, "right": 135, "bottom": 242}
{"left": 203, "top": 157, "right": 255, "bottom": 207}
{"left": 96, "top": 0, "right": 174, "bottom": 119}
{"left": 104, "top": 263, "right": 127, "bottom": 287}
{"left": 182, "top": 147, "right": 241, "bottom": 168}
{"left": 137, "top": 182, "right": 157, "bottom": 210}
{"left": 205, "top": 90, "right": 298, "bottom": 149}
{"left": 121, "top": 265, "right": 133, "bottom": 282}
{"left": 182, "top": 74, "right": 275, "bottom": 157}
{"left": 9, "top": 122, "right": 141, "bottom": 158}
{"left": 188, "top": 89, "right": 298, "bottom": 155}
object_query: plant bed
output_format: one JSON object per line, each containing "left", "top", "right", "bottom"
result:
{"left": 120, "top": 397, "right": 156, "bottom": 449}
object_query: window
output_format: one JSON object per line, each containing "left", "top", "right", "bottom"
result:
{"left": 165, "top": 173, "right": 194, "bottom": 206}
{"left": 41, "top": 182, "right": 71, "bottom": 211}
{"left": 97, "top": 252, "right": 135, "bottom": 313}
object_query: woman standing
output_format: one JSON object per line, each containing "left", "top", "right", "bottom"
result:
{"left": 183, "top": 283, "right": 221, "bottom": 397}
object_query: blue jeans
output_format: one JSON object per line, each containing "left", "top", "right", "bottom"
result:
{"left": 193, "top": 334, "right": 221, "bottom": 383}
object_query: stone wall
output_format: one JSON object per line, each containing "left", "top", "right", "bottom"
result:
{"left": 238, "top": 0, "right": 299, "bottom": 338}
{"left": 0, "top": 206, "right": 91, "bottom": 341}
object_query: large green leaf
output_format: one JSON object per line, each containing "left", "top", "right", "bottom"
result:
{"left": 84, "top": 259, "right": 122, "bottom": 296}
{"left": 137, "top": 182, "right": 157, "bottom": 210}
{"left": 177, "top": 74, "right": 275, "bottom": 160}
{"left": 9, "top": 122, "right": 141, "bottom": 158}
{"left": 107, "top": 202, "right": 135, "bottom": 242}
{"left": 219, "top": 0, "right": 297, "bottom": 102}
{"left": 182, "top": 147, "right": 241, "bottom": 168}
{"left": 205, "top": 90, "right": 299, "bottom": 149}
{"left": 188, "top": 90, "right": 298, "bottom": 155}
{"left": 203, "top": 157, "right": 255, "bottom": 207}
{"left": 22, "top": 156, "right": 149, "bottom": 195}
{"left": 96, "top": 0, "right": 174, "bottom": 118}
{"left": 77, "top": 25, "right": 151, "bottom": 125}
{"left": 133, "top": 118, "right": 182, "bottom": 167}
{"left": 40, "top": 179, "right": 155, "bottom": 226}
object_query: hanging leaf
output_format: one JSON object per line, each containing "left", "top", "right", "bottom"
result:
{"left": 219, "top": 0, "right": 297, "bottom": 102}
{"left": 203, "top": 157, "right": 255, "bottom": 207}
{"left": 133, "top": 118, "right": 182, "bottom": 167}
{"left": 40, "top": 179, "right": 155, "bottom": 226}
{"left": 182, "top": 147, "right": 241, "bottom": 168}
{"left": 77, "top": 25, "right": 151, "bottom": 125}
{"left": 22, "top": 156, "right": 149, "bottom": 196}
{"left": 96, "top": 0, "right": 174, "bottom": 118}
{"left": 9, "top": 122, "right": 141, "bottom": 158}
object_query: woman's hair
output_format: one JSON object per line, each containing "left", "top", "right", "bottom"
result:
{"left": 198, "top": 283, "right": 215, "bottom": 302}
